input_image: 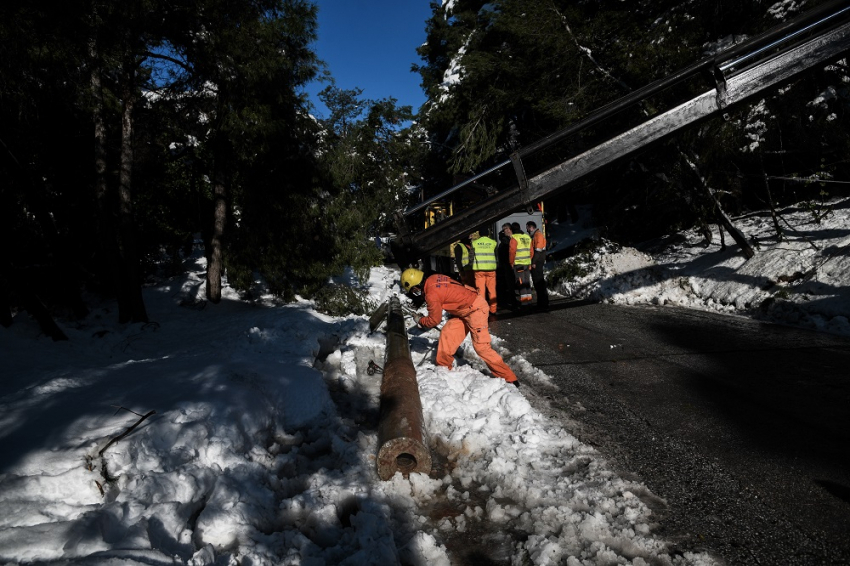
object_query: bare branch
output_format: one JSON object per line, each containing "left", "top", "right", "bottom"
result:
{"left": 549, "top": 3, "right": 632, "bottom": 93}
{"left": 111, "top": 405, "right": 147, "bottom": 417}
{"left": 99, "top": 410, "right": 156, "bottom": 456}
{"left": 142, "top": 50, "right": 192, "bottom": 74}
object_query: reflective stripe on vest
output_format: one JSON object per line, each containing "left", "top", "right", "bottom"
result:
{"left": 471, "top": 237, "right": 497, "bottom": 271}
{"left": 512, "top": 234, "right": 532, "bottom": 266}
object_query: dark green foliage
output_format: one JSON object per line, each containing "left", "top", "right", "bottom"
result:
{"left": 1, "top": 0, "right": 426, "bottom": 318}
{"left": 546, "top": 238, "right": 620, "bottom": 287}
{"left": 311, "top": 86, "right": 422, "bottom": 285}
{"left": 547, "top": 258, "right": 592, "bottom": 288}
{"left": 312, "top": 284, "right": 377, "bottom": 317}
{"left": 0, "top": 0, "right": 103, "bottom": 307}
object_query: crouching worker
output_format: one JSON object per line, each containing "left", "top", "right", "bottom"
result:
{"left": 400, "top": 268, "right": 519, "bottom": 387}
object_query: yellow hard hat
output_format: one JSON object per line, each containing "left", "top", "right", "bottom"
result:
{"left": 400, "top": 268, "right": 424, "bottom": 292}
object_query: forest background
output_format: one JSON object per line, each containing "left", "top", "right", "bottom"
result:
{"left": 2, "top": 0, "right": 848, "bottom": 334}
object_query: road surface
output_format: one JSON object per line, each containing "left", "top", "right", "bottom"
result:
{"left": 491, "top": 301, "right": 850, "bottom": 565}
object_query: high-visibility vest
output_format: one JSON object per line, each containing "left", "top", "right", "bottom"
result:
{"left": 512, "top": 233, "right": 532, "bottom": 266}
{"left": 453, "top": 241, "right": 470, "bottom": 269}
{"left": 471, "top": 237, "right": 497, "bottom": 271}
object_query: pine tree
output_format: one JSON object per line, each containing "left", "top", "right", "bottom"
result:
{"left": 315, "top": 86, "right": 422, "bottom": 285}
{"left": 1, "top": 0, "right": 107, "bottom": 328}
{"left": 155, "top": 0, "right": 322, "bottom": 302}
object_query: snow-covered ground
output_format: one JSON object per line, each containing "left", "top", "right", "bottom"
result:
{"left": 548, "top": 197, "right": 850, "bottom": 337}
{"left": 2, "top": 198, "right": 848, "bottom": 565}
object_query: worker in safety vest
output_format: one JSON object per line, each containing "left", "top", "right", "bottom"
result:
{"left": 400, "top": 268, "right": 519, "bottom": 386}
{"left": 452, "top": 239, "right": 475, "bottom": 286}
{"left": 469, "top": 230, "right": 498, "bottom": 314}
{"left": 508, "top": 222, "right": 533, "bottom": 305}
{"left": 526, "top": 220, "right": 549, "bottom": 309}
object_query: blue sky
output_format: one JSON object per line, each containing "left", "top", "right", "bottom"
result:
{"left": 304, "top": 1, "right": 435, "bottom": 118}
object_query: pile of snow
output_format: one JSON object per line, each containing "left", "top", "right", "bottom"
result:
{"left": 1, "top": 247, "right": 722, "bottom": 564}
{"left": 548, "top": 197, "right": 850, "bottom": 337}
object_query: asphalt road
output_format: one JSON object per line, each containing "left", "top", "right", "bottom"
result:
{"left": 490, "top": 301, "right": 850, "bottom": 565}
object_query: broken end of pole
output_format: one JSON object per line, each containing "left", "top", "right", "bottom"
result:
{"left": 376, "top": 436, "right": 432, "bottom": 480}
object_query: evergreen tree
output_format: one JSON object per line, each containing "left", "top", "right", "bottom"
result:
{"left": 148, "top": 0, "right": 323, "bottom": 302}
{"left": 1, "top": 0, "right": 108, "bottom": 330}
{"left": 1, "top": 0, "right": 333, "bottom": 320}
{"left": 315, "top": 86, "right": 422, "bottom": 285}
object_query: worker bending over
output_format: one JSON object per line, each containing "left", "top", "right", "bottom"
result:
{"left": 400, "top": 268, "right": 519, "bottom": 387}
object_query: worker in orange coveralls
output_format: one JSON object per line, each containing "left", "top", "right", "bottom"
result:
{"left": 526, "top": 220, "right": 549, "bottom": 309}
{"left": 400, "top": 268, "right": 519, "bottom": 387}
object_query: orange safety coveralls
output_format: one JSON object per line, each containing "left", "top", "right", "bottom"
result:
{"left": 471, "top": 237, "right": 498, "bottom": 314}
{"left": 418, "top": 274, "right": 518, "bottom": 383}
{"left": 474, "top": 271, "right": 497, "bottom": 314}
{"left": 530, "top": 230, "right": 546, "bottom": 265}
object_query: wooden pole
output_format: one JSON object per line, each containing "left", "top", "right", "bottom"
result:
{"left": 376, "top": 297, "right": 432, "bottom": 480}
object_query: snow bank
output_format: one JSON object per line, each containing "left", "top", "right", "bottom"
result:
{"left": 549, "top": 198, "right": 850, "bottom": 337}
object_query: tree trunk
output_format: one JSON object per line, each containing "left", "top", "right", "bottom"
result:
{"left": 683, "top": 151, "right": 755, "bottom": 259}
{"left": 90, "top": 36, "right": 123, "bottom": 311}
{"left": 205, "top": 81, "right": 230, "bottom": 305}
{"left": 27, "top": 183, "right": 90, "bottom": 319}
{"left": 713, "top": 204, "right": 754, "bottom": 259}
{"left": 206, "top": 166, "right": 226, "bottom": 303}
{"left": 16, "top": 273, "right": 68, "bottom": 341}
{"left": 761, "top": 157, "right": 784, "bottom": 240}
{"left": 117, "top": 62, "right": 148, "bottom": 323}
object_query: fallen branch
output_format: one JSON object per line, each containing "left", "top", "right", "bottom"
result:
{"left": 99, "top": 409, "right": 156, "bottom": 456}
{"left": 111, "top": 405, "right": 147, "bottom": 417}
{"left": 779, "top": 214, "right": 821, "bottom": 252}
{"left": 683, "top": 151, "right": 755, "bottom": 259}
